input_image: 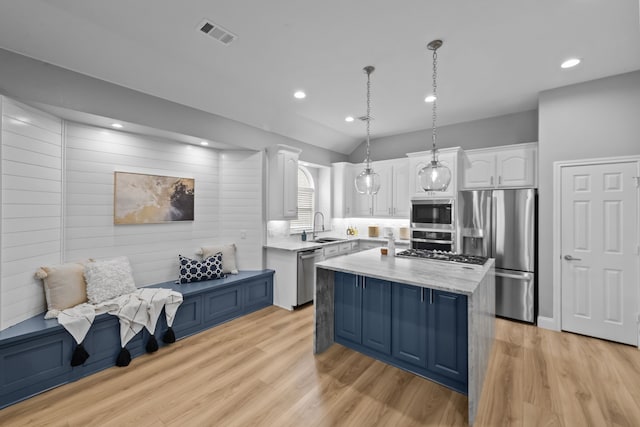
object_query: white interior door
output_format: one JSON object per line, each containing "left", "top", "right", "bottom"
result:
{"left": 561, "top": 161, "right": 639, "bottom": 345}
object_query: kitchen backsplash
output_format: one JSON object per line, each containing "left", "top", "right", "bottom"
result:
{"left": 267, "top": 220, "right": 291, "bottom": 238}
{"left": 332, "top": 218, "right": 410, "bottom": 239}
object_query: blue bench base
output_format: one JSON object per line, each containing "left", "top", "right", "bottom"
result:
{"left": 0, "top": 270, "right": 274, "bottom": 409}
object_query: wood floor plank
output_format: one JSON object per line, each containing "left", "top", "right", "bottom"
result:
{"left": 2, "top": 309, "right": 640, "bottom": 427}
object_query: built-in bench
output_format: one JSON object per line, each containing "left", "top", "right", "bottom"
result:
{"left": 0, "top": 269, "right": 274, "bottom": 409}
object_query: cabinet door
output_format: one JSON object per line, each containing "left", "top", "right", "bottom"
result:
{"left": 361, "top": 277, "right": 391, "bottom": 355}
{"left": 496, "top": 146, "right": 536, "bottom": 187}
{"left": 334, "top": 272, "right": 362, "bottom": 344}
{"left": 372, "top": 163, "right": 393, "bottom": 217}
{"left": 409, "top": 152, "right": 457, "bottom": 197}
{"left": 282, "top": 152, "right": 298, "bottom": 217}
{"left": 392, "top": 165, "right": 410, "bottom": 217}
{"left": 463, "top": 152, "right": 496, "bottom": 189}
{"left": 352, "top": 190, "right": 373, "bottom": 216}
{"left": 392, "top": 283, "right": 427, "bottom": 368}
{"left": 427, "top": 290, "right": 468, "bottom": 384}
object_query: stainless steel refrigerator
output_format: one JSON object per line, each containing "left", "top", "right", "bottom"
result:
{"left": 459, "top": 189, "right": 537, "bottom": 323}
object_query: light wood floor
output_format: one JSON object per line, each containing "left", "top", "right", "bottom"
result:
{"left": 1, "top": 305, "right": 639, "bottom": 426}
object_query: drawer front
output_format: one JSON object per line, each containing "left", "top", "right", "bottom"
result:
{"left": 245, "top": 278, "right": 273, "bottom": 309}
{"left": 172, "top": 295, "right": 203, "bottom": 337}
{"left": 203, "top": 287, "right": 243, "bottom": 324}
{"left": 339, "top": 242, "right": 351, "bottom": 253}
{"left": 324, "top": 244, "right": 340, "bottom": 258}
{"left": 1, "top": 331, "right": 72, "bottom": 394}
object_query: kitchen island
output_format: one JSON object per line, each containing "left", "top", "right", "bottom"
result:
{"left": 314, "top": 248, "right": 495, "bottom": 425}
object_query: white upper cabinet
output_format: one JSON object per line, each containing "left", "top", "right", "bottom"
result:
{"left": 462, "top": 142, "right": 537, "bottom": 189}
{"left": 332, "top": 162, "right": 354, "bottom": 217}
{"left": 407, "top": 147, "right": 462, "bottom": 199}
{"left": 267, "top": 144, "right": 302, "bottom": 220}
{"left": 332, "top": 159, "right": 409, "bottom": 218}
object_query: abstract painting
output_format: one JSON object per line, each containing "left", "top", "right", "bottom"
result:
{"left": 114, "top": 172, "right": 194, "bottom": 224}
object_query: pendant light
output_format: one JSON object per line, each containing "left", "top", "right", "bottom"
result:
{"left": 419, "top": 39, "right": 451, "bottom": 192}
{"left": 354, "top": 66, "right": 380, "bottom": 195}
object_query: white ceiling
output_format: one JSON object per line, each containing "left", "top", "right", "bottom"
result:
{"left": 0, "top": 0, "right": 639, "bottom": 155}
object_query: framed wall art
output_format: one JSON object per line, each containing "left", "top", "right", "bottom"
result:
{"left": 114, "top": 172, "right": 194, "bottom": 224}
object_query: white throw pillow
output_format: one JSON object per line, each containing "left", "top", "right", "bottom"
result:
{"left": 201, "top": 243, "right": 238, "bottom": 274}
{"left": 84, "top": 256, "right": 137, "bottom": 304}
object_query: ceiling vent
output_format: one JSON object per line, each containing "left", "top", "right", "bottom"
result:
{"left": 197, "top": 19, "right": 237, "bottom": 46}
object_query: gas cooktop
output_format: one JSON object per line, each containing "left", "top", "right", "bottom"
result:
{"left": 395, "top": 249, "right": 488, "bottom": 265}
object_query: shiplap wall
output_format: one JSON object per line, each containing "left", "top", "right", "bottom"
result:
{"left": 1, "top": 98, "right": 63, "bottom": 329}
{"left": 217, "top": 151, "right": 264, "bottom": 269}
{"left": 64, "top": 123, "right": 220, "bottom": 286}
{"left": 0, "top": 102, "right": 266, "bottom": 330}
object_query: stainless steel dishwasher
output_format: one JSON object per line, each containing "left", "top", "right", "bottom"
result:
{"left": 297, "top": 248, "right": 324, "bottom": 306}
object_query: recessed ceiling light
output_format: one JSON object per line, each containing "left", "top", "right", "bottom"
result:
{"left": 424, "top": 95, "right": 437, "bottom": 103}
{"left": 345, "top": 116, "right": 355, "bottom": 122}
{"left": 561, "top": 58, "right": 581, "bottom": 69}
{"left": 111, "top": 123, "right": 123, "bottom": 128}
{"left": 200, "top": 141, "right": 209, "bottom": 146}
{"left": 294, "top": 91, "right": 306, "bottom": 99}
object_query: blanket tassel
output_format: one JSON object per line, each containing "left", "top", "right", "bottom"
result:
{"left": 116, "top": 347, "right": 131, "bottom": 367}
{"left": 70, "top": 343, "right": 90, "bottom": 367}
{"left": 163, "top": 327, "right": 176, "bottom": 344}
{"left": 146, "top": 335, "right": 159, "bottom": 353}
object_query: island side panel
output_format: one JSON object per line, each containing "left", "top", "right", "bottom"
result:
{"left": 314, "top": 266, "right": 334, "bottom": 353}
{"left": 467, "top": 264, "right": 496, "bottom": 425}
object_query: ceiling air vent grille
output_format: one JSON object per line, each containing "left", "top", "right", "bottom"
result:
{"left": 197, "top": 19, "right": 237, "bottom": 46}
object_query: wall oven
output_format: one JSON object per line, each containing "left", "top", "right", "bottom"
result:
{"left": 411, "top": 229, "right": 455, "bottom": 252}
{"left": 410, "top": 199, "right": 455, "bottom": 252}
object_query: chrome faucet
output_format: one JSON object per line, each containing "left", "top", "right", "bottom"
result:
{"left": 312, "top": 211, "right": 325, "bottom": 240}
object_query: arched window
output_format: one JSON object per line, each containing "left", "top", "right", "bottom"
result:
{"left": 290, "top": 166, "right": 314, "bottom": 231}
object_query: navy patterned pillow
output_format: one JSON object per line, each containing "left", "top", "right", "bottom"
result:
{"left": 178, "top": 253, "right": 225, "bottom": 284}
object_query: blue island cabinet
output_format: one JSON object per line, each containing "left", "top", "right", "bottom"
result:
{"left": 334, "top": 272, "right": 391, "bottom": 355}
{"left": 335, "top": 272, "right": 468, "bottom": 394}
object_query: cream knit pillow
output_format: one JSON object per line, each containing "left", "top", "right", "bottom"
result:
{"left": 84, "top": 256, "right": 137, "bottom": 304}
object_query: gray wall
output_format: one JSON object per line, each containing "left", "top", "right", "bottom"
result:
{"left": 348, "top": 110, "right": 538, "bottom": 162}
{"left": 538, "top": 70, "right": 640, "bottom": 320}
{"left": 0, "top": 48, "right": 347, "bottom": 166}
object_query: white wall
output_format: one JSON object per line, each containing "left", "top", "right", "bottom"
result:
{"left": 348, "top": 110, "right": 538, "bottom": 162}
{"left": 0, "top": 103, "right": 267, "bottom": 330}
{"left": 1, "top": 98, "right": 63, "bottom": 328}
{"left": 0, "top": 48, "right": 347, "bottom": 166}
{"left": 538, "top": 70, "right": 640, "bottom": 320}
{"left": 218, "top": 151, "right": 264, "bottom": 269}
{"left": 64, "top": 122, "right": 221, "bottom": 286}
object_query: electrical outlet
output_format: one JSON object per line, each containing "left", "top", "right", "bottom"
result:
{"left": 240, "top": 230, "right": 247, "bottom": 239}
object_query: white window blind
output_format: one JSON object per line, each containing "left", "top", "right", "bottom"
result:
{"left": 290, "top": 167, "right": 314, "bottom": 231}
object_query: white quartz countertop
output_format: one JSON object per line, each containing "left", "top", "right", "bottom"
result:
{"left": 264, "top": 235, "right": 410, "bottom": 251}
{"left": 316, "top": 248, "right": 494, "bottom": 295}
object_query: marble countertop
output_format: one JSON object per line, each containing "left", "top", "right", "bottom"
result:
{"left": 315, "top": 248, "right": 494, "bottom": 295}
{"left": 265, "top": 235, "right": 410, "bottom": 251}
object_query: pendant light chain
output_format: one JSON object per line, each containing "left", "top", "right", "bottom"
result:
{"left": 431, "top": 47, "right": 438, "bottom": 163}
{"left": 365, "top": 67, "right": 372, "bottom": 169}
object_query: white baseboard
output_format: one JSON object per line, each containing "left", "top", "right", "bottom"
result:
{"left": 537, "top": 316, "right": 560, "bottom": 331}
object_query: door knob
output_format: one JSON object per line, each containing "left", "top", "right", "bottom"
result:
{"left": 564, "top": 255, "right": 582, "bottom": 261}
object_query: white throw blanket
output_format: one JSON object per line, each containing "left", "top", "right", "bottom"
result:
{"left": 57, "top": 288, "right": 183, "bottom": 348}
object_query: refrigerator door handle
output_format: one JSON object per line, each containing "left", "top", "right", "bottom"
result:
{"left": 495, "top": 269, "right": 533, "bottom": 281}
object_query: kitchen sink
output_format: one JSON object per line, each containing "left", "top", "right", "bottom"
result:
{"left": 314, "top": 237, "right": 346, "bottom": 243}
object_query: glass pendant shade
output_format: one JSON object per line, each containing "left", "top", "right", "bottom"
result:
{"left": 355, "top": 167, "right": 381, "bottom": 195}
{"left": 419, "top": 159, "right": 451, "bottom": 191}
{"left": 419, "top": 39, "right": 451, "bottom": 192}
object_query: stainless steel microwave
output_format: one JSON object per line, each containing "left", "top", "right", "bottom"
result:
{"left": 410, "top": 199, "right": 454, "bottom": 230}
